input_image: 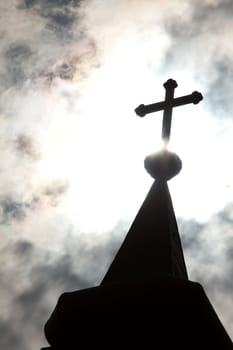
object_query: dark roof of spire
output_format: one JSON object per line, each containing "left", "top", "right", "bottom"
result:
{"left": 43, "top": 152, "right": 233, "bottom": 349}
{"left": 101, "top": 179, "right": 188, "bottom": 285}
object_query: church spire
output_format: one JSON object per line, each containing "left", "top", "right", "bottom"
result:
{"left": 43, "top": 79, "right": 233, "bottom": 350}
{"left": 101, "top": 151, "right": 187, "bottom": 284}
{"left": 101, "top": 79, "right": 203, "bottom": 285}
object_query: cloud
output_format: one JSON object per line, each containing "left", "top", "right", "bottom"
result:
{"left": 14, "top": 134, "right": 41, "bottom": 159}
{"left": 0, "top": 320, "right": 24, "bottom": 350}
{"left": 205, "top": 59, "right": 233, "bottom": 119}
{"left": 0, "top": 197, "right": 27, "bottom": 224}
{"left": 161, "top": 0, "right": 233, "bottom": 120}
{"left": 18, "top": 0, "right": 82, "bottom": 41}
{"left": 0, "top": 179, "right": 70, "bottom": 225}
{"left": 44, "top": 8, "right": 77, "bottom": 30}
{"left": 0, "top": 235, "right": 89, "bottom": 350}
{"left": 0, "top": 0, "right": 95, "bottom": 95}
{"left": 3, "top": 42, "right": 34, "bottom": 88}
{"left": 1, "top": 205, "right": 232, "bottom": 350}
{"left": 178, "top": 204, "right": 233, "bottom": 336}
{"left": 43, "top": 180, "right": 69, "bottom": 207}
{"left": 23, "top": 0, "right": 81, "bottom": 8}
{"left": 39, "top": 38, "right": 97, "bottom": 85}
{"left": 0, "top": 1, "right": 232, "bottom": 349}
{"left": 0, "top": 195, "right": 42, "bottom": 224}
{"left": 0, "top": 220, "right": 124, "bottom": 350}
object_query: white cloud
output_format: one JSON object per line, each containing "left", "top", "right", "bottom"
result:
{"left": 0, "top": 0, "right": 232, "bottom": 348}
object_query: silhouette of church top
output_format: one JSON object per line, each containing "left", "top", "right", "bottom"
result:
{"left": 41, "top": 79, "right": 233, "bottom": 349}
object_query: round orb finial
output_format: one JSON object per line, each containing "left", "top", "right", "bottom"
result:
{"left": 144, "top": 150, "right": 182, "bottom": 181}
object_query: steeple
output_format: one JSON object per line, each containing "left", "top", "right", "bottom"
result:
{"left": 42, "top": 79, "right": 233, "bottom": 350}
{"left": 102, "top": 78, "right": 203, "bottom": 285}
{"left": 102, "top": 152, "right": 188, "bottom": 285}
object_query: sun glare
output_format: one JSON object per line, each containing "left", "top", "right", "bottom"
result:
{"left": 32, "top": 50, "right": 233, "bottom": 233}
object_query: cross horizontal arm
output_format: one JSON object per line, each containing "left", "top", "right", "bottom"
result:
{"left": 135, "top": 91, "right": 203, "bottom": 117}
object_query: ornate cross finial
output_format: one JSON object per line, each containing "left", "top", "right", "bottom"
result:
{"left": 135, "top": 79, "right": 203, "bottom": 146}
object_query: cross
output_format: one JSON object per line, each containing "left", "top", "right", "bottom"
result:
{"left": 135, "top": 79, "right": 203, "bottom": 146}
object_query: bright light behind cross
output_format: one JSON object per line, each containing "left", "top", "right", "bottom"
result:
{"left": 30, "top": 55, "right": 233, "bottom": 236}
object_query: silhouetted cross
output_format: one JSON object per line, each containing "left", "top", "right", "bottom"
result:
{"left": 135, "top": 79, "right": 203, "bottom": 145}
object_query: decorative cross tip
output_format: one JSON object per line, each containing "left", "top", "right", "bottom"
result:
{"left": 163, "top": 78, "right": 178, "bottom": 90}
{"left": 135, "top": 104, "right": 147, "bottom": 117}
{"left": 191, "top": 91, "right": 203, "bottom": 104}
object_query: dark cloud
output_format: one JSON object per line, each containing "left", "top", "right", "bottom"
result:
{"left": 44, "top": 181, "right": 69, "bottom": 198}
{"left": 14, "top": 240, "right": 34, "bottom": 256}
{"left": 56, "top": 62, "right": 75, "bottom": 79}
{"left": 16, "top": 252, "right": 89, "bottom": 333}
{"left": 0, "top": 181, "right": 69, "bottom": 225}
{"left": 40, "top": 38, "right": 98, "bottom": 84}
{"left": 3, "top": 43, "right": 34, "bottom": 87}
{"left": 0, "top": 3, "right": 97, "bottom": 91}
{"left": 21, "top": 0, "right": 81, "bottom": 39}
{"left": 161, "top": 0, "right": 233, "bottom": 118}
{"left": 0, "top": 228, "right": 122, "bottom": 349}
{"left": 28, "top": 253, "right": 89, "bottom": 293}
{"left": 0, "top": 196, "right": 40, "bottom": 224}
{"left": 45, "top": 8, "right": 77, "bottom": 31}
{"left": 178, "top": 217, "right": 203, "bottom": 251}
{"left": 23, "top": 0, "right": 37, "bottom": 7}
{"left": 0, "top": 197, "right": 27, "bottom": 224}
{"left": 195, "top": 0, "right": 233, "bottom": 20}
{"left": 14, "top": 134, "right": 41, "bottom": 159}
{"left": 0, "top": 320, "right": 24, "bottom": 350}
{"left": 164, "top": 1, "right": 233, "bottom": 58}
{"left": 24, "top": 0, "right": 81, "bottom": 8}
{"left": 0, "top": 235, "right": 91, "bottom": 350}
{"left": 205, "top": 60, "right": 233, "bottom": 119}
{"left": 42, "top": 60, "right": 77, "bottom": 82}
{"left": 44, "top": 180, "right": 69, "bottom": 206}
{"left": 217, "top": 203, "right": 233, "bottom": 226}
{"left": 162, "top": 6, "right": 204, "bottom": 71}
{"left": 5, "top": 43, "right": 33, "bottom": 63}
{"left": 179, "top": 203, "right": 233, "bottom": 292}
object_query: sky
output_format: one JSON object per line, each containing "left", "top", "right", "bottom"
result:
{"left": 0, "top": 0, "right": 233, "bottom": 348}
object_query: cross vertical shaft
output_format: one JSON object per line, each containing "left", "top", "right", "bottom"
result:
{"left": 162, "top": 79, "right": 178, "bottom": 144}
